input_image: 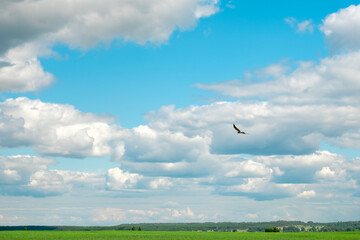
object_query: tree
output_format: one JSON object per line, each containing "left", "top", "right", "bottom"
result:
{"left": 131, "top": 226, "right": 136, "bottom": 231}
{"left": 138, "top": 226, "right": 142, "bottom": 231}
{"left": 265, "top": 227, "right": 280, "bottom": 232}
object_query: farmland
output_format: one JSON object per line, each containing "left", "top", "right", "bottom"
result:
{"left": 0, "top": 231, "right": 359, "bottom": 240}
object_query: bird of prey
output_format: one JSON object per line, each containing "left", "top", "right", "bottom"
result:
{"left": 233, "top": 124, "right": 246, "bottom": 134}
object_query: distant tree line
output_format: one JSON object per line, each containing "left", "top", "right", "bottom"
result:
{"left": 1, "top": 221, "right": 359, "bottom": 232}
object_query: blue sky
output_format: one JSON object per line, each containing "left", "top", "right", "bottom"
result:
{"left": 1, "top": 0, "right": 360, "bottom": 225}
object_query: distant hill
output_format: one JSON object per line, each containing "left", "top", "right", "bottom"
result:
{"left": 1, "top": 221, "right": 360, "bottom": 232}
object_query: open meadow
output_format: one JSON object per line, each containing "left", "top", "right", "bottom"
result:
{"left": 0, "top": 231, "right": 359, "bottom": 240}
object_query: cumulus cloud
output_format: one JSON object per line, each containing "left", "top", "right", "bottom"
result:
{"left": 149, "top": 177, "right": 174, "bottom": 189}
{"left": 204, "top": 150, "right": 359, "bottom": 201}
{"left": 220, "top": 177, "right": 306, "bottom": 201}
{"left": 0, "top": 0, "right": 219, "bottom": 93}
{"left": 297, "top": 190, "right": 316, "bottom": 199}
{"left": 0, "top": 155, "right": 53, "bottom": 187}
{"left": 315, "top": 166, "right": 345, "bottom": 179}
{"left": 0, "top": 42, "right": 55, "bottom": 92}
{"left": 0, "top": 97, "right": 121, "bottom": 157}
{"left": 106, "top": 167, "right": 142, "bottom": 190}
{"left": 166, "top": 207, "right": 195, "bottom": 219}
{"left": 27, "top": 170, "right": 69, "bottom": 196}
{"left": 225, "top": 160, "right": 272, "bottom": 178}
{"left": 254, "top": 151, "right": 348, "bottom": 184}
{"left": 0, "top": 0, "right": 219, "bottom": 53}
{"left": 321, "top": 4, "right": 360, "bottom": 52}
{"left": 0, "top": 155, "right": 104, "bottom": 197}
{"left": 118, "top": 125, "right": 211, "bottom": 163}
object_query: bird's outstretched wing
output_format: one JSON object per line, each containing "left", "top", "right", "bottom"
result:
{"left": 233, "top": 124, "right": 246, "bottom": 134}
{"left": 233, "top": 124, "right": 241, "bottom": 133}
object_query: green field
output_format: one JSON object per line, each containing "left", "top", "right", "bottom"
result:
{"left": 0, "top": 231, "right": 359, "bottom": 240}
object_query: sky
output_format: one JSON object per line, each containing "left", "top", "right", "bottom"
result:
{"left": 1, "top": 0, "right": 360, "bottom": 226}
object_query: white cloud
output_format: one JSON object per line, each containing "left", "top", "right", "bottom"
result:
{"left": 57, "top": 170, "right": 105, "bottom": 189}
{"left": 0, "top": 155, "right": 54, "bottom": 187}
{"left": 0, "top": 155, "right": 104, "bottom": 197}
{"left": 28, "top": 170, "right": 68, "bottom": 196}
{"left": 53, "top": 0, "right": 218, "bottom": 48}
{"left": 120, "top": 156, "right": 220, "bottom": 178}
{"left": 0, "top": 43, "right": 54, "bottom": 93}
{"left": 195, "top": 1, "right": 219, "bottom": 18}
{"left": 127, "top": 209, "right": 160, "bottom": 221}
{"left": 315, "top": 167, "right": 337, "bottom": 179}
{"left": 255, "top": 151, "right": 348, "bottom": 184}
{"left": 321, "top": 4, "right": 360, "bottom": 52}
{"left": 0, "top": 169, "right": 21, "bottom": 184}
{"left": 149, "top": 177, "right": 174, "bottom": 189}
{"left": 255, "top": 151, "right": 344, "bottom": 168}
{"left": 196, "top": 51, "right": 360, "bottom": 105}
{"left": 144, "top": 100, "right": 360, "bottom": 155}
{"left": 91, "top": 208, "right": 126, "bottom": 223}
{"left": 118, "top": 125, "right": 211, "bottom": 163}
{"left": 0, "top": 97, "right": 121, "bottom": 157}
{"left": 204, "top": 150, "right": 359, "bottom": 201}
{"left": 297, "top": 190, "right": 316, "bottom": 199}
{"left": 254, "top": 63, "right": 290, "bottom": 79}
{"left": 163, "top": 207, "right": 208, "bottom": 221}
{"left": 106, "top": 167, "right": 142, "bottom": 190}
{"left": 223, "top": 177, "right": 306, "bottom": 201}
{"left": 0, "top": 0, "right": 219, "bottom": 93}
{"left": 0, "top": 0, "right": 219, "bottom": 52}
{"left": 285, "top": 17, "right": 313, "bottom": 33}
{"left": 297, "top": 20, "right": 314, "bottom": 33}
{"left": 225, "top": 160, "right": 272, "bottom": 178}
{"left": 167, "top": 207, "right": 194, "bottom": 218}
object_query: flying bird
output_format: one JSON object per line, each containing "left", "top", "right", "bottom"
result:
{"left": 233, "top": 124, "right": 246, "bottom": 134}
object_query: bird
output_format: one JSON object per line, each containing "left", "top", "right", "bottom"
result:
{"left": 233, "top": 124, "right": 246, "bottom": 134}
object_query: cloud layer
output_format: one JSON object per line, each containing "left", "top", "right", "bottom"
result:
{"left": 1, "top": 2, "right": 360, "bottom": 224}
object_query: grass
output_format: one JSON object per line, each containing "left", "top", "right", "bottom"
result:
{"left": 0, "top": 231, "right": 359, "bottom": 240}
